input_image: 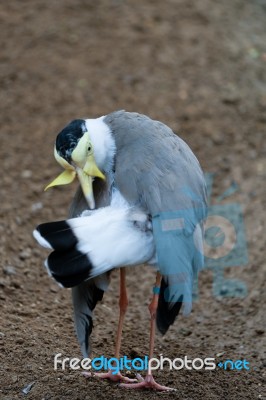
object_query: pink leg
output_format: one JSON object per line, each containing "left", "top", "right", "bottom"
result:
{"left": 115, "top": 267, "right": 128, "bottom": 359}
{"left": 120, "top": 272, "right": 176, "bottom": 391}
{"left": 83, "top": 269, "right": 138, "bottom": 383}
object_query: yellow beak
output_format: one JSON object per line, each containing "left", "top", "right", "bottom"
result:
{"left": 76, "top": 168, "right": 95, "bottom": 209}
{"left": 78, "top": 154, "right": 106, "bottom": 209}
{"left": 45, "top": 150, "right": 105, "bottom": 210}
{"left": 44, "top": 169, "right": 76, "bottom": 191}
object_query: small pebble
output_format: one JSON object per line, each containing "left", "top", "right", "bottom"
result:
{"left": 19, "top": 249, "right": 32, "bottom": 260}
{"left": 3, "top": 266, "right": 16, "bottom": 275}
{"left": 31, "top": 202, "right": 43, "bottom": 212}
{"left": 21, "top": 170, "right": 32, "bottom": 179}
{"left": 49, "top": 284, "right": 59, "bottom": 293}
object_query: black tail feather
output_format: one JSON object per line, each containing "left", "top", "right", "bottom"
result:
{"left": 36, "top": 220, "right": 94, "bottom": 288}
{"left": 156, "top": 278, "right": 183, "bottom": 335}
{"left": 47, "top": 247, "right": 93, "bottom": 288}
{"left": 36, "top": 221, "right": 77, "bottom": 251}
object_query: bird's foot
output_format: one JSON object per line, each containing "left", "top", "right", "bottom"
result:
{"left": 119, "top": 373, "right": 176, "bottom": 391}
{"left": 82, "top": 370, "right": 139, "bottom": 383}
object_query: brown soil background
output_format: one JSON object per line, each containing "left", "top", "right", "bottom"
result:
{"left": 0, "top": 1, "right": 265, "bottom": 399}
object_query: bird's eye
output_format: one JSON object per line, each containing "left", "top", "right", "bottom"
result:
{"left": 88, "top": 145, "right": 92, "bottom": 152}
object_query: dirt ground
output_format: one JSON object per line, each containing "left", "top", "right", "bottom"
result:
{"left": 0, "top": 1, "right": 265, "bottom": 399}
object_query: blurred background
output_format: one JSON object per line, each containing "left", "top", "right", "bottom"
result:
{"left": 1, "top": 1, "right": 265, "bottom": 399}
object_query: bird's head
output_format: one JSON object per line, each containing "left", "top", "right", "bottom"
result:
{"left": 45, "top": 118, "right": 113, "bottom": 209}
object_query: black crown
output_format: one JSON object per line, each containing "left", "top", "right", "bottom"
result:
{"left": 56, "top": 119, "right": 87, "bottom": 163}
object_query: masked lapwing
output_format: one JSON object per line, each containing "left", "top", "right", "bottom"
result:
{"left": 34, "top": 111, "right": 207, "bottom": 391}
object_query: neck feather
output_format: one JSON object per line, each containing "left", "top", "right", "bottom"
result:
{"left": 85, "top": 116, "right": 116, "bottom": 173}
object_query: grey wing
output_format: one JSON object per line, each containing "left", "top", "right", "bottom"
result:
{"left": 72, "top": 278, "right": 105, "bottom": 357}
{"left": 107, "top": 111, "right": 208, "bottom": 333}
{"left": 69, "top": 181, "right": 111, "bottom": 356}
{"left": 107, "top": 111, "right": 207, "bottom": 215}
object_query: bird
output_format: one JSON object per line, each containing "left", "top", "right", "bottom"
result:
{"left": 34, "top": 111, "right": 207, "bottom": 391}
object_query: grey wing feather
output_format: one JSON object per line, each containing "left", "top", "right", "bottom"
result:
{"left": 105, "top": 111, "right": 207, "bottom": 331}
{"left": 105, "top": 111, "right": 207, "bottom": 215}
{"left": 72, "top": 280, "right": 104, "bottom": 358}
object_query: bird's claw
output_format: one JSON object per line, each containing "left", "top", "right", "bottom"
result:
{"left": 119, "top": 373, "right": 177, "bottom": 391}
{"left": 82, "top": 370, "right": 139, "bottom": 383}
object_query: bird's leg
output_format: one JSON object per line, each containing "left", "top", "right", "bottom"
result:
{"left": 83, "top": 268, "right": 138, "bottom": 383}
{"left": 148, "top": 272, "right": 161, "bottom": 368}
{"left": 114, "top": 267, "right": 128, "bottom": 359}
{"left": 120, "top": 272, "right": 176, "bottom": 391}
